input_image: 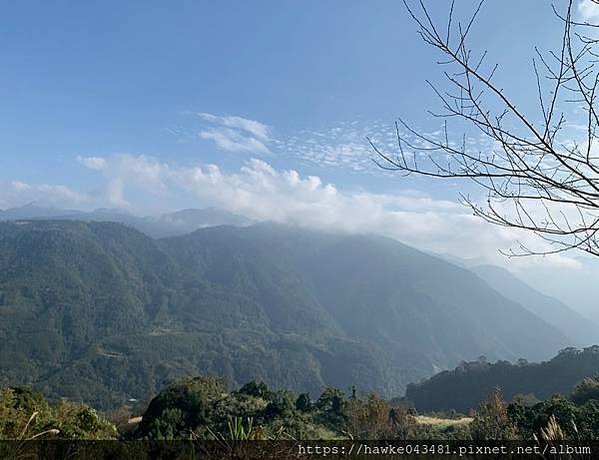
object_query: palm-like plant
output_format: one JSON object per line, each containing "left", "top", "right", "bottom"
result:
{"left": 227, "top": 416, "right": 254, "bottom": 440}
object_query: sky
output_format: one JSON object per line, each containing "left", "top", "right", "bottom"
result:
{"left": 2, "top": 0, "right": 599, "bottom": 315}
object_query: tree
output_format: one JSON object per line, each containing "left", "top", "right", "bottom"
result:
{"left": 316, "top": 387, "right": 346, "bottom": 415}
{"left": 136, "top": 376, "right": 226, "bottom": 439}
{"left": 296, "top": 393, "right": 313, "bottom": 413}
{"left": 346, "top": 394, "right": 393, "bottom": 439}
{"left": 571, "top": 374, "right": 599, "bottom": 404}
{"left": 372, "top": 0, "right": 599, "bottom": 257}
{"left": 346, "top": 394, "right": 416, "bottom": 439}
{"left": 470, "top": 388, "right": 518, "bottom": 440}
{"left": 237, "top": 381, "right": 270, "bottom": 399}
{"left": 263, "top": 389, "right": 296, "bottom": 420}
{"left": 315, "top": 387, "right": 347, "bottom": 428}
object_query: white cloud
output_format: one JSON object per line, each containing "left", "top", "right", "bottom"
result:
{"left": 578, "top": 0, "right": 599, "bottom": 22}
{"left": 197, "top": 113, "right": 270, "bottom": 141}
{"left": 1, "top": 152, "right": 581, "bottom": 271}
{"left": 196, "top": 112, "right": 272, "bottom": 155}
{"left": 0, "top": 181, "right": 93, "bottom": 209}
{"left": 285, "top": 122, "right": 381, "bottom": 172}
{"left": 77, "top": 155, "right": 106, "bottom": 171}
{"left": 78, "top": 154, "right": 167, "bottom": 207}
{"left": 200, "top": 128, "right": 271, "bottom": 155}
{"left": 76, "top": 153, "right": 579, "bottom": 270}
{"left": 282, "top": 120, "right": 430, "bottom": 176}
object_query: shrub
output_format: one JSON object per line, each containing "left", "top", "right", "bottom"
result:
{"left": 136, "top": 376, "right": 226, "bottom": 439}
{"left": 470, "top": 388, "right": 517, "bottom": 440}
{"left": 346, "top": 394, "right": 416, "bottom": 440}
{"left": 0, "top": 386, "right": 116, "bottom": 440}
{"left": 571, "top": 375, "right": 599, "bottom": 405}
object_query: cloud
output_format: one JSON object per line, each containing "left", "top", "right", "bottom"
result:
{"left": 77, "top": 155, "right": 106, "bottom": 170}
{"left": 0, "top": 181, "right": 93, "bottom": 209}
{"left": 578, "top": 0, "right": 599, "bottom": 22}
{"left": 284, "top": 121, "right": 383, "bottom": 173}
{"left": 2, "top": 152, "right": 581, "bottom": 270}
{"left": 196, "top": 113, "right": 272, "bottom": 154}
{"left": 75, "top": 153, "right": 579, "bottom": 270}
{"left": 282, "top": 120, "right": 432, "bottom": 176}
{"left": 200, "top": 128, "right": 271, "bottom": 155}
{"left": 197, "top": 113, "right": 270, "bottom": 141}
{"left": 78, "top": 154, "right": 167, "bottom": 206}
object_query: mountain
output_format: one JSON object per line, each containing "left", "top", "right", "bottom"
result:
{"left": 0, "top": 204, "right": 254, "bottom": 238}
{"left": 130, "top": 208, "right": 254, "bottom": 238}
{"left": 434, "top": 253, "right": 598, "bottom": 347}
{"left": 0, "top": 220, "right": 571, "bottom": 409}
{"left": 405, "top": 346, "right": 599, "bottom": 413}
{"left": 517, "top": 261, "right": 599, "bottom": 325}
{"left": 0, "top": 203, "right": 81, "bottom": 220}
{"left": 471, "top": 265, "right": 599, "bottom": 347}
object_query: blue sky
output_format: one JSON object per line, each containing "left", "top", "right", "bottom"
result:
{"left": 1, "top": 0, "right": 564, "bottom": 188}
{"left": 3, "top": 0, "right": 599, "bottom": 307}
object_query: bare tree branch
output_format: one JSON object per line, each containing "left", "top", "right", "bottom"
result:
{"left": 372, "top": 0, "right": 599, "bottom": 257}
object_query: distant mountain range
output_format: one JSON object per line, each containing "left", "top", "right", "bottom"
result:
{"left": 437, "top": 253, "right": 599, "bottom": 348}
{"left": 0, "top": 203, "right": 254, "bottom": 238}
{"left": 471, "top": 265, "right": 598, "bottom": 348}
{"left": 0, "top": 220, "right": 578, "bottom": 409}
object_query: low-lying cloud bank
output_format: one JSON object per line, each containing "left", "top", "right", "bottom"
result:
{"left": 2, "top": 153, "right": 579, "bottom": 270}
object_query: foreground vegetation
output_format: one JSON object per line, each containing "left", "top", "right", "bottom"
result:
{"left": 0, "top": 387, "right": 116, "bottom": 440}
{"left": 5, "top": 372, "right": 599, "bottom": 441}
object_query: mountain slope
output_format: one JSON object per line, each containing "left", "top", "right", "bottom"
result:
{"left": 164, "top": 225, "right": 569, "bottom": 363}
{"left": 405, "top": 346, "right": 599, "bottom": 413}
{"left": 472, "top": 265, "right": 599, "bottom": 346}
{"left": 0, "top": 221, "right": 571, "bottom": 409}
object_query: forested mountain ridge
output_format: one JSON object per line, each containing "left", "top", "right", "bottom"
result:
{"left": 0, "top": 220, "right": 571, "bottom": 409}
{"left": 405, "top": 346, "right": 599, "bottom": 413}
{"left": 161, "top": 224, "right": 570, "bottom": 363}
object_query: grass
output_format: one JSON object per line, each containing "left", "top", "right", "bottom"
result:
{"left": 415, "top": 415, "right": 473, "bottom": 429}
